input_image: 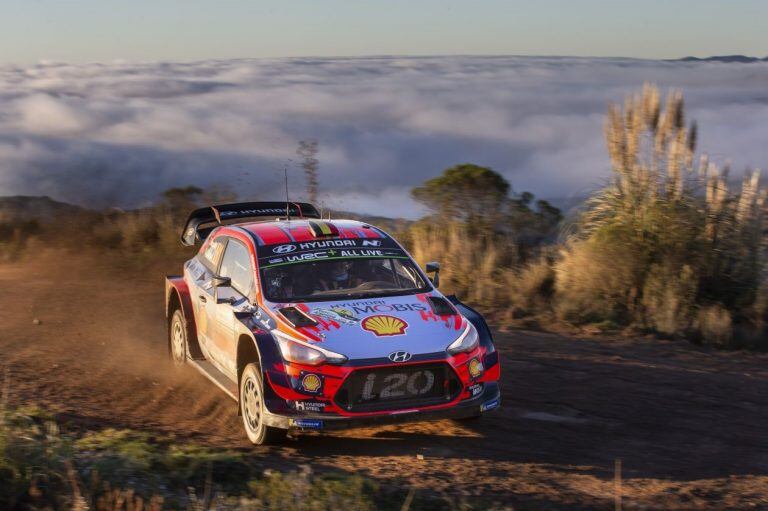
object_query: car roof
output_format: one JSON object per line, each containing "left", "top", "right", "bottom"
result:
{"left": 237, "top": 218, "right": 391, "bottom": 247}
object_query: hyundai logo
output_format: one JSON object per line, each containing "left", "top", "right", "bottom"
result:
{"left": 388, "top": 351, "right": 412, "bottom": 363}
{"left": 273, "top": 244, "right": 297, "bottom": 254}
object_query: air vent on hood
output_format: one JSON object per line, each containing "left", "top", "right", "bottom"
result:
{"left": 279, "top": 306, "right": 318, "bottom": 327}
{"left": 427, "top": 296, "right": 457, "bottom": 316}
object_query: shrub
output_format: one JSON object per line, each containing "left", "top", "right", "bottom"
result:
{"left": 557, "top": 84, "right": 766, "bottom": 339}
{"left": 696, "top": 304, "right": 733, "bottom": 347}
{"left": 504, "top": 255, "right": 556, "bottom": 317}
{"left": 407, "top": 221, "right": 510, "bottom": 310}
{"left": 555, "top": 234, "right": 643, "bottom": 324}
{"left": 641, "top": 264, "right": 698, "bottom": 335}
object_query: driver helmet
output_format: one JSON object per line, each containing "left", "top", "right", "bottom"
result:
{"left": 329, "top": 260, "right": 353, "bottom": 283}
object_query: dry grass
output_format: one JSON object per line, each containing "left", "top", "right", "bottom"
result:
{"left": 407, "top": 221, "right": 511, "bottom": 310}
{"left": 554, "top": 84, "right": 766, "bottom": 344}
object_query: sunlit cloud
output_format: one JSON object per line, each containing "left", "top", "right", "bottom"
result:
{"left": 1, "top": 56, "right": 767, "bottom": 216}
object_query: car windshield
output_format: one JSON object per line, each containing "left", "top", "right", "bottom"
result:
{"left": 260, "top": 257, "right": 430, "bottom": 302}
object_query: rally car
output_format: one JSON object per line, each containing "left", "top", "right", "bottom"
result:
{"left": 165, "top": 201, "right": 500, "bottom": 444}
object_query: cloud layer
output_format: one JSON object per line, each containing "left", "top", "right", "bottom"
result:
{"left": 1, "top": 56, "right": 767, "bottom": 217}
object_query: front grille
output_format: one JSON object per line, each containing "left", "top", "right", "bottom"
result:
{"left": 334, "top": 362, "right": 462, "bottom": 413}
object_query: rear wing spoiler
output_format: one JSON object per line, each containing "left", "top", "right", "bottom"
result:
{"left": 181, "top": 201, "right": 321, "bottom": 246}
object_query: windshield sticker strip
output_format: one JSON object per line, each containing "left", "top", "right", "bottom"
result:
{"left": 261, "top": 254, "right": 409, "bottom": 268}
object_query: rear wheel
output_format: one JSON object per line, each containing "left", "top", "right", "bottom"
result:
{"left": 240, "top": 363, "right": 287, "bottom": 445}
{"left": 169, "top": 309, "right": 187, "bottom": 365}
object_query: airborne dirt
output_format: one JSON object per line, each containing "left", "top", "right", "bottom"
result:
{"left": 1, "top": 252, "right": 767, "bottom": 510}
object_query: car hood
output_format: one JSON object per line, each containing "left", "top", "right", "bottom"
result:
{"left": 269, "top": 293, "right": 466, "bottom": 360}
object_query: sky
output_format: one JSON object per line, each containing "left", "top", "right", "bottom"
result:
{"left": 0, "top": 3, "right": 767, "bottom": 218}
{"left": 1, "top": 0, "right": 767, "bottom": 64}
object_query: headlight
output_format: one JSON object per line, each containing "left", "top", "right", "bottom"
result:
{"left": 275, "top": 333, "right": 347, "bottom": 365}
{"left": 447, "top": 323, "right": 479, "bottom": 355}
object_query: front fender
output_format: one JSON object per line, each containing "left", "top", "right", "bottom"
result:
{"left": 446, "top": 295, "right": 495, "bottom": 351}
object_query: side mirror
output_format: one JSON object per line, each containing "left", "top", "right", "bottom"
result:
{"left": 211, "top": 275, "right": 231, "bottom": 288}
{"left": 425, "top": 261, "right": 440, "bottom": 287}
{"left": 211, "top": 275, "right": 234, "bottom": 304}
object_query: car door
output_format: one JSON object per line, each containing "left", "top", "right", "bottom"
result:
{"left": 210, "top": 237, "right": 255, "bottom": 378}
{"left": 190, "top": 234, "right": 225, "bottom": 361}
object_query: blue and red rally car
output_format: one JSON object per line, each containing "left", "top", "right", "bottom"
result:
{"left": 165, "top": 202, "right": 500, "bottom": 444}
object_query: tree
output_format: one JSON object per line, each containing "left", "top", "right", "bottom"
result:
{"left": 411, "top": 164, "right": 510, "bottom": 224}
{"left": 297, "top": 140, "right": 319, "bottom": 204}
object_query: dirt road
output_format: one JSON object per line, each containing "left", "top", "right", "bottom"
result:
{"left": 1, "top": 253, "right": 767, "bottom": 509}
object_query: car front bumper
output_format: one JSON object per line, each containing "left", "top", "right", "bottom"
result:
{"left": 262, "top": 382, "right": 501, "bottom": 431}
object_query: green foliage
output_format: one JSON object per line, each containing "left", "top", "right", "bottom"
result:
{"left": 411, "top": 164, "right": 511, "bottom": 224}
{"left": 2, "top": 404, "right": 489, "bottom": 510}
{"left": 248, "top": 470, "right": 377, "bottom": 511}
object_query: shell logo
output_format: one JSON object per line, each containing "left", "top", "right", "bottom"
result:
{"left": 468, "top": 358, "right": 484, "bottom": 378}
{"left": 301, "top": 373, "right": 322, "bottom": 393}
{"left": 361, "top": 315, "right": 408, "bottom": 337}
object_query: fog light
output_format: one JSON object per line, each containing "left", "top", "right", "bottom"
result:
{"left": 301, "top": 373, "right": 322, "bottom": 393}
{"left": 468, "top": 358, "right": 483, "bottom": 378}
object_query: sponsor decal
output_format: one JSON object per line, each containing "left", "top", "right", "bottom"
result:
{"left": 301, "top": 373, "right": 322, "bottom": 393}
{"left": 311, "top": 317, "right": 340, "bottom": 332}
{"left": 351, "top": 302, "right": 427, "bottom": 315}
{"left": 296, "top": 240, "right": 356, "bottom": 250}
{"left": 339, "top": 249, "right": 385, "bottom": 257}
{"left": 252, "top": 307, "right": 275, "bottom": 330}
{"left": 221, "top": 208, "right": 294, "bottom": 217}
{"left": 293, "top": 400, "right": 327, "bottom": 412}
{"left": 272, "top": 240, "right": 361, "bottom": 254}
{"left": 291, "top": 418, "right": 324, "bottom": 430}
{"left": 273, "top": 244, "right": 297, "bottom": 254}
{"left": 468, "top": 383, "right": 484, "bottom": 397}
{"left": 468, "top": 358, "right": 484, "bottom": 378}
{"left": 481, "top": 398, "right": 500, "bottom": 412}
{"left": 361, "top": 239, "right": 382, "bottom": 247}
{"left": 311, "top": 307, "right": 359, "bottom": 325}
{"left": 268, "top": 257, "right": 284, "bottom": 264}
{"left": 361, "top": 315, "right": 408, "bottom": 337}
{"left": 419, "top": 309, "right": 460, "bottom": 329}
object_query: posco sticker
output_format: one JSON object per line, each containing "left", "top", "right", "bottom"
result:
{"left": 291, "top": 419, "right": 324, "bottom": 430}
{"left": 481, "top": 398, "right": 500, "bottom": 412}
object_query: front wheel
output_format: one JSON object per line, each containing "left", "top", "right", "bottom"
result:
{"left": 240, "top": 363, "right": 287, "bottom": 445}
{"left": 169, "top": 309, "right": 188, "bottom": 365}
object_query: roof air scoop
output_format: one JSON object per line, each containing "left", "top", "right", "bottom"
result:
{"left": 308, "top": 220, "right": 339, "bottom": 238}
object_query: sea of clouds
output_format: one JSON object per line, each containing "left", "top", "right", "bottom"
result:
{"left": 1, "top": 56, "right": 767, "bottom": 217}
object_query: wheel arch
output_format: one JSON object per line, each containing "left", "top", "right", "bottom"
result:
{"left": 237, "top": 333, "right": 261, "bottom": 384}
{"left": 165, "top": 275, "right": 200, "bottom": 354}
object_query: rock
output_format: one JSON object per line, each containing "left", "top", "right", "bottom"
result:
{"left": 32, "top": 319, "right": 42, "bottom": 325}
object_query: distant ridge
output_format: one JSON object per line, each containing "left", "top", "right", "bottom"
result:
{"left": 675, "top": 55, "right": 768, "bottom": 63}
{"left": 0, "top": 195, "right": 85, "bottom": 222}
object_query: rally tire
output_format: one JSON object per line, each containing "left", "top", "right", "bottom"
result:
{"left": 240, "top": 363, "right": 287, "bottom": 445}
{"left": 169, "top": 309, "right": 188, "bottom": 366}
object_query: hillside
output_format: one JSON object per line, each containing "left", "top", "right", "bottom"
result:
{"left": 0, "top": 195, "right": 86, "bottom": 222}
